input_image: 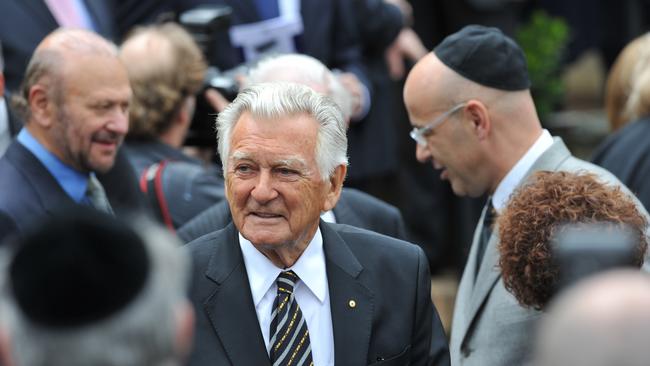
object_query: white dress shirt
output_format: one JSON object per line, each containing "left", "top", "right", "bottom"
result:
{"left": 492, "top": 129, "right": 554, "bottom": 213}
{"left": 240, "top": 228, "right": 334, "bottom": 366}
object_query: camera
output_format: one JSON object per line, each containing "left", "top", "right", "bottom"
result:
{"left": 178, "top": 5, "right": 242, "bottom": 147}
{"left": 552, "top": 223, "right": 639, "bottom": 292}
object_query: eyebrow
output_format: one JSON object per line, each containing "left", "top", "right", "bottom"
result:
{"left": 230, "top": 151, "right": 309, "bottom": 169}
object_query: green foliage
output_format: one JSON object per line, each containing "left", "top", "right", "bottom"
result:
{"left": 516, "top": 10, "right": 570, "bottom": 120}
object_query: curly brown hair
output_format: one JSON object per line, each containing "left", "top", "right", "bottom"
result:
{"left": 120, "top": 23, "right": 207, "bottom": 140}
{"left": 497, "top": 171, "right": 648, "bottom": 310}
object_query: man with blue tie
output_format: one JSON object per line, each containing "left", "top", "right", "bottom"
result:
{"left": 0, "top": 28, "right": 131, "bottom": 240}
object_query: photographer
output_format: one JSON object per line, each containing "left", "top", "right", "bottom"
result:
{"left": 120, "top": 22, "right": 225, "bottom": 231}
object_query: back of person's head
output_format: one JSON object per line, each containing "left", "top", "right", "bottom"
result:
{"left": 534, "top": 270, "right": 650, "bottom": 366}
{"left": 120, "top": 22, "right": 207, "bottom": 140}
{"left": 497, "top": 171, "right": 647, "bottom": 310}
{"left": 605, "top": 33, "right": 650, "bottom": 130}
{"left": 0, "top": 207, "right": 192, "bottom": 366}
{"left": 246, "top": 54, "right": 353, "bottom": 120}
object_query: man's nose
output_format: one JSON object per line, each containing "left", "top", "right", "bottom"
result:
{"left": 415, "top": 143, "right": 432, "bottom": 163}
{"left": 251, "top": 170, "right": 278, "bottom": 203}
{"left": 106, "top": 108, "right": 129, "bottom": 136}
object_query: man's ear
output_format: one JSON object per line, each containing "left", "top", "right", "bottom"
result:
{"left": 323, "top": 164, "right": 347, "bottom": 212}
{"left": 174, "top": 301, "right": 195, "bottom": 361}
{"left": 465, "top": 100, "right": 491, "bottom": 140}
{"left": 28, "top": 84, "right": 56, "bottom": 127}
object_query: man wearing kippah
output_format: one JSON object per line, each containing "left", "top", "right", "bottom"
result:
{"left": 0, "top": 207, "right": 194, "bottom": 366}
{"left": 403, "top": 25, "right": 650, "bottom": 366}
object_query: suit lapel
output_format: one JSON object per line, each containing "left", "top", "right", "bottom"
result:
{"left": 321, "top": 222, "right": 374, "bottom": 365}
{"left": 82, "top": 0, "right": 115, "bottom": 38}
{"left": 22, "top": 0, "right": 58, "bottom": 29}
{"left": 455, "top": 138, "right": 572, "bottom": 348}
{"left": 453, "top": 204, "right": 487, "bottom": 349}
{"left": 202, "top": 224, "right": 271, "bottom": 366}
{"left": 6, "top": 142, "right": 75, "bottom": 213}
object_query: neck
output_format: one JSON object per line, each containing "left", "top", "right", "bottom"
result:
{"left": 488, "top": 126, "right": 543, "bottom": 194}
{"left": 159, "top": 127, "right": 185, "bottom": 149}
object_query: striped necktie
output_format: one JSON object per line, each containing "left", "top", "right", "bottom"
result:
{"left": 85, "top": 175, "right": 114, "bottom": 215}
{"left": 269, "top": 270, "right": 313, "bottom": 366}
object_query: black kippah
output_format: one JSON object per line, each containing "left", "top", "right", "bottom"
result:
{"left": 9, "top": 207, "right": 150, "bottom": 329}
{"left": 434, "top": 24, "right": 531, "bottom": 91}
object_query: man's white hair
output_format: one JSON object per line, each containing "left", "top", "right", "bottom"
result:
{"left": 217, "top": 82, "right": 348, "bottom": 180}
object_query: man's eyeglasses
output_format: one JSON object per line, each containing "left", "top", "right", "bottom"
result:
{"left": 409, "top": 103, "right": 466, "bottom": 146}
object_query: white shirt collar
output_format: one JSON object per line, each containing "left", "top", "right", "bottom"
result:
{"left": 239, "top": 227, "right": 328, "bottom": 306}
{"left": 492, "top": 129, "right": 554, "bottom": 212}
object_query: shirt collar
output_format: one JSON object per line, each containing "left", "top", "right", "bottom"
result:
{"left": 492, "top": 129, "right": 554, "bottom": 213}
{"left": 17, "top": 129, "right": 90, "bottom": 202}
{"left": 239, "top": 226, "right": 328, "bottom": 306}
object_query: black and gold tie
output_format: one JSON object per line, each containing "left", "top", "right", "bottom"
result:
{"left": 269, "top": 270, "right": 313, "bottom": 366}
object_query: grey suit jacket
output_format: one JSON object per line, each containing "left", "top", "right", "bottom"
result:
{"left": 186, "top": 221, "right": 449, "bottom": 366}
{"left": 449, "top": 138, "right": 650, "bottom": 366}
{"left": 177, "top": 187, "right": 408, "bottom": 243}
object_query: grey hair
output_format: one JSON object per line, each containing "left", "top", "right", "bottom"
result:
{"left": 246, "top": 54, "right": 354, "bottom": 120}
{"left": 217, "top": 82, "right": 348, "bottom": 180}
{"left": 0, "top": 219, "right": 190, "bottom": 366}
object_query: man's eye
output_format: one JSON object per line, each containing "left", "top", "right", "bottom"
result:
{"left": 277, "top": 168, "right": 297, "bottom": 176}
{"left": 235, "top": 165, "right": 252, "bottom": 173}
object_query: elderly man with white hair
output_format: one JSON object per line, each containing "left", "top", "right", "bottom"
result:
{"left": 185, "top": 82, "right": 448, "bottom": 366}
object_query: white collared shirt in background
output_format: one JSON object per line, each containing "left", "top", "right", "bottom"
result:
{"left": 240, "top": 227, "right": 334, "bottom": 366}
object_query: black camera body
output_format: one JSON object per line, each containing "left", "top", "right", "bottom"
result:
{"left": 552, "top": 223, "right": 639, "bottom": 292}
{"left": 179, "top": 5, "right": 241, "bottom": 147}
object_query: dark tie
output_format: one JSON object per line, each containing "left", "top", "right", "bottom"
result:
{"left": 269, "top": 270, "right": 313, "bottom": 366}
{"left": 475, "top": 198, "right": 495, "bottom": 278}
{"left": 85, "top": 175, "right": 114, "bottom": 215}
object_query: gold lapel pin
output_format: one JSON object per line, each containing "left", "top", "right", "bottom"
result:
{"left": 348, "top": 299, "right": 357, "bottom": 308}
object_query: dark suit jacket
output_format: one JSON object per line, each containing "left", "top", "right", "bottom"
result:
{"left": 592, "top": 117, "right": 650, "bottom": 211}
{"left": 186, "top": 221, "right": 449, "bottom": 365}
{"left": 347, "top": 0, "right": 403, "bottom": 180}
{"left": 123, "top": 140, "right": 226, "bottom": 228}
{"left": 0, "top": 0, "right": 116, "bottom": 91}
{"left": 177, "top": 187, "right": 408, "bottom": 243}
{"left": 0, "top": 142, "right": 76, "bottom": 239}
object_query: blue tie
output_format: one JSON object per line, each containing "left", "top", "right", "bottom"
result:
{"left": 254, "top": 0, "right": 280, "bottom": 20}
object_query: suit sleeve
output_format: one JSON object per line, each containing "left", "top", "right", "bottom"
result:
{"left": 412, "top": 246, "right": 450, "bottom": 366}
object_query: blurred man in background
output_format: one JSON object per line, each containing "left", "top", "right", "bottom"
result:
{"left": 0, "top": 207, "right": 193, "bottom": 366}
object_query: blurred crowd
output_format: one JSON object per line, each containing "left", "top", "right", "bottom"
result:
{"left": 1, "top": 0, "right": 650, "bottom": 365}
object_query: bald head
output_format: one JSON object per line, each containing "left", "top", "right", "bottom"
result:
{"left": 13, "top": 28, "right": 131, "bottom": 174}
{"left": 404, "top": 52, "right": 534, "bottom": 126}
{"left": 403, "top": 51, "right": 543, "bottom": 196}
{"left": 36, "top": 28, "right": 117, "bottom": 57}
{"left": 535, "top": 270, "right": 650, "bottom": 366}
{"left": 247, "top": 54, "right": 353, "bottom": 121}
{"left": 14, "top": 29, "right": 119, "bottom": 122}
